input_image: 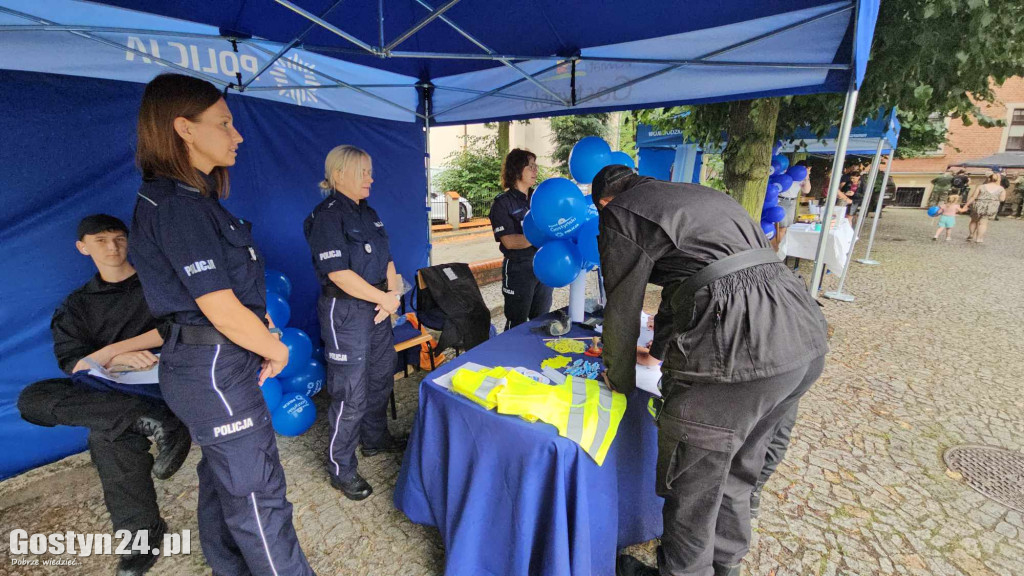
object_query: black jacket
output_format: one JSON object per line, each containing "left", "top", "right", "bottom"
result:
{"left": 51, "top": 273, "right": 160, "bottom": 375}
{"left": 599, "top": 178, "right": 829, "bottom": 393}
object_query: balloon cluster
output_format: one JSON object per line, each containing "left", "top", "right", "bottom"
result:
{"left": 526, "top": 137, "right": 634, "bottom": 287}
{"left": 263, "top": 269, "right": 323, "bottom": 436}
{"left": 760, "top": 142, "right": 809, "bottom": 240}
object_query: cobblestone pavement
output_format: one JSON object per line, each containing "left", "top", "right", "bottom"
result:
{"left": 2, "top": 209, "right": 1022, "bottom": 575}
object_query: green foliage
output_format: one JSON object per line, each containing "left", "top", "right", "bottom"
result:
{"left": 434, "top": 135, "right": 503, "bottom": 217}
{"left": 549, "top": 114, "right": 609, "bottom": 175}
{"left": 618, "top": 112, "right": 639, "bottom": 160}
{"left": 640, "top": 0, "right": 1024, "bottom": 160}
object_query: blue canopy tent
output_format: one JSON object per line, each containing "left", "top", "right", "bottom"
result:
{"left": 0, "top": 0, "right": 879, "bottom": 479}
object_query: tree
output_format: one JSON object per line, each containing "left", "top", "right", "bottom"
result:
{"left": 549, "top": 114, "right": 609, "bottom": 175}
{"left": 434, "top": 135, "right": 503, "bottom": 217}
{"left": 641, "top": 0, "right": 1024, "bottom": 220}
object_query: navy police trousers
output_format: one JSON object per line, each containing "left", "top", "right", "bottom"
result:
{"left": 319, "top": 296, "right": 397, "bottom": 482}
{"left": 160, "top": 329, "right": 314, "bottom": 576}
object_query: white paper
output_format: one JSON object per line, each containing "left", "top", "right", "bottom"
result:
{"left": 635, "top": 364, "right": 662, "bottom": 397}
{"left": 429, "top": 361, "right": 489, "bottom": 390}
{"left": 638, "top": 312, "right": 654, "bottom": 348}
{"left": 84, "top": 357, "right": 160, "bottom": 385}
{"left": 442, "top": 267, "right": 458, "bottom": 281}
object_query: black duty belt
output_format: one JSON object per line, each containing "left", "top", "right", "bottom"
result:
{"left": 322, "top": 280, "right": 388, "bottom": 300}
{"left": 175, "top": 324, "right": 233, "bottom": 346}
{"left": 670, "top": 248, "right": 781, "bottom": 323}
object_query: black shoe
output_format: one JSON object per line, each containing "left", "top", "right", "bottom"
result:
{"left": 132, "top": 414, "right": 191, "bottom": 480}
{"left": 360, "top": 434, "right": 408, "bottom": 457}
{"left": 616, "top": 554, "right": 659, "bottom": 576}
{"left": 713, "top": 562, "right": 743, "bottom": 576}
{"left": 116, "top": 520, "right": 166, "bottom": 576}
{"left": 330, "top": 473, "right": 373, "bottom": 501}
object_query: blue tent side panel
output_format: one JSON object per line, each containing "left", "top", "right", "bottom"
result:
{"left": 637, "top": 148, "right": 676, "bottom": 181}
{"left": 0, "top": 69, "right": 426, "bottom": 479}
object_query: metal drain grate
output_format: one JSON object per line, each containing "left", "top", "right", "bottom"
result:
{"left": 943, "top": 445, "right": 1024, "bottom": 512}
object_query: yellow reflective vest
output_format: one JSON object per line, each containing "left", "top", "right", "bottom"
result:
{"left": 451, "top": 365, "right": 627, "bottom": 466}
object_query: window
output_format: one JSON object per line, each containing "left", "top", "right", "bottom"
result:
{"left": 1006, "top": 108, "right": 1024, "bottom": 151}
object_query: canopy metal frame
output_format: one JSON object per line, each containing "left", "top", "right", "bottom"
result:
{"left": 1, "top": 0, "right": 868, "bottom": 296}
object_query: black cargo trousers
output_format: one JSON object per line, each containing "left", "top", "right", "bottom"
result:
{"left": 655, "top": 354, "right": 826, "bottom": 576}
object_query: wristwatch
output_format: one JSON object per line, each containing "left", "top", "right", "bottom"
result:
{"left": 269, "top": 327, "right": 283, "bottom": 336}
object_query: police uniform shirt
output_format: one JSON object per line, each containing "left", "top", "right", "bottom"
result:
{"left": 303, "top": 191, "right": 391, "bottom": 287}
{"left": 51, "top": 273, "right": 159, "bottom": 375}
{"left": 130, "top": 174, "right": 267, "bottom": 326}
{"left": 599, "top": 178, "right": 829, "bottom": 394}
{"left": 490, "top": 189, "right": 535, "bottom": 260}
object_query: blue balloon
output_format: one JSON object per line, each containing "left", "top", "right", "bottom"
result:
{"left": 522, "top": 210, "right": 549, "bottom": 247}
{"left": 533, "top": 240, "right": 583, "bottom": 288}
{"left": 609, "top": 150, "right": 636, "bottom": 170}
{"left": 762, "top": 205, "right": 786, "bottom": 224}
{"left": 530, "top": 178, "right": 588, "bottom": 239}
{"left": 279, "top": 328, "right": 312, "bottom": 379}
{"left": 568, "top": 136, "right": 613, "bottom": 184}
{"left": 769, "top": 173, "right": 794, "bottom": 194}
{"left": 764, "top": 185, "right": 781, "bottom": 207}
{"left": 773, "top": 140, "right": 783, "bottom": 155}
{"left": 282, "top": 357, "right": 325, "bottom": 398}
{"left": 266, "top": 291, "right": 291, "bottom": 329}
{"left": 271, "top": 393, "right": 317, "bottom": 436}
{"left": 770, "top": 155, "right": 790, "bottom": 175}
{"left": 927, "top": 206, "right": 941, "bottom": 217}
{"left": 785, "top": 165, "right": 808, "bottom": 182}
{"left": 261, "top": 377, "right": 283, "bottom": 410}
{"left": 761, "top": 220, "right": 777, "bottom": 240}
{"left": 265, "top": 270, "right": 292, "bottom": 299}
{"left": 574, "top": 212, "right": 601, "bottom": 269}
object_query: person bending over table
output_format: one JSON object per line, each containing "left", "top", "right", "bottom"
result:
{"left": 18, "top": 214, "right": 190, "bottom": 576}
{"left": 304, "top": 145, "right": 407, "bottom": 502}
{"left": 590, "top": 166, "right": 829, "bottom": 576}
{"left": 490, "top": 148, "right": 553, "bottom": 329}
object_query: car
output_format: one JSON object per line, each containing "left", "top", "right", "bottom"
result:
{"left": 430, "top": 192, "right": 473, "bottom": 224}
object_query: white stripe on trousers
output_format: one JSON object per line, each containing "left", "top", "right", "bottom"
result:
{"left": 329, "top": 297, "right": 339, "bottom": 349}
{"left": 210, "top": 345, "right": 233, "bottom": 417}
{"left": 328, "top": 401, "right": 345, "bottom": 476}
{"left": 249, "top": 493, "right": 279, "bottom": 576}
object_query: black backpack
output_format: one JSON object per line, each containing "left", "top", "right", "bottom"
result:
{"left": 413, "top": 263, "right": 491, "bottom": 352}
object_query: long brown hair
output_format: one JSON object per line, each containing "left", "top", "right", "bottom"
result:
{"left": 501, "top": 148, "right": 536, "bottom": 190}
{"left": 137, "top": 74, "right": 229, "bottom": 198}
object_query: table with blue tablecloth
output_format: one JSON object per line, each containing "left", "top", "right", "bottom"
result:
{"left": 394, "top": 313, "right": 663, "bottom": 576}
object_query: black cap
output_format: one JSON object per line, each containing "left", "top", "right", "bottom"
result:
{"left": 591, "top": 164, "right": 636, "bottom": 206}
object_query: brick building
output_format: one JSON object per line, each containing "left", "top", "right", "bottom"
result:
{"left": 887, "top": 76, "right": 1024, "bottom": 207}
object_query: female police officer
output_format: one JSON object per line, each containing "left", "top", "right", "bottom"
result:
{"left": 303, "top": 145, "right": 406, "bottom": 501}
{"left": 129, "top": 74, "right": 314, "bottom": 575}
{"left": 489, "top": 148, "right": 552, "bottom": 329}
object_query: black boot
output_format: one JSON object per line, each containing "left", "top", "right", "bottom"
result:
{"left": 616, "top": 554, "right": 659, "bottom": 576}
{"left": 116, "top": 520, "right": 166, "bottom": 576}
{"left": 360, "top": 434, "right": 409, "bottom": 457}
{"left": 131, "top": 413, "right": 191, "bottom": 480}
{"left": 330, "top": 472, "right": 373, "bottom": 501}
{"left": 713, "top": 562, "right": 743, "bottom": 576}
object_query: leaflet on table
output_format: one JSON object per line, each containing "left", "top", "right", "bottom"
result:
{"left": 636, "top": 365, "right": 662, "bottom": 397}
{"left": 430, "top": 362, "right": 490, "bottom": 389}
{"left": 84, "top": 357, "right": 160, "bottom": 385}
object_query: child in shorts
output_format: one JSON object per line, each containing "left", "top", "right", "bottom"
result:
{"left": 933, "top": 194, "right": 966, "bottom": 241}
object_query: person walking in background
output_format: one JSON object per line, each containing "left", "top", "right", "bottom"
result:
{"left": 932, "top": 194, "right": 966, "bottom": 242}
{"left": 964, "top": 173, "right": 1006, "bottom": 243}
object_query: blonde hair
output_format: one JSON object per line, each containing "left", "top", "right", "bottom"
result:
{"left": 985, "top": 172, "right": 999, "bottom": 184}
{"left": 319, "top": 145, "right": 371, "bottom": 196}
{"left": 946, "top": 194, "right": 960, "bottom": 204}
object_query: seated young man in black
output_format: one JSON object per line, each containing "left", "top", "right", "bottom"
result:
{"left": 18, "top": 214, "right": 190, "bottom": 576}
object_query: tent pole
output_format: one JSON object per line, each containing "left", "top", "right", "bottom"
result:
{"left": 384, "top": 0, "right": 461, "bottom": 53}
{"left": 857, "top": 152, "right": 893, "bottom": 265}
{"left": 271, "top": 0, "right": 377, "bottom": 54}
{"left": 823, "top": 137, "right": 883, "bottom": 302}
{"left": 424, "top": 87, "right": 434, "bottom": 267}
{"left": 809, "top": 79, "right": 859, "bottom": 296}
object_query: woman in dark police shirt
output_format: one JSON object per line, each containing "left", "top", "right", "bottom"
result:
{"left": 129, "top": 73, "right": 314, "bottom": 575}
{"left": 303, "top": 145, "right": 406, "bottom": 501}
